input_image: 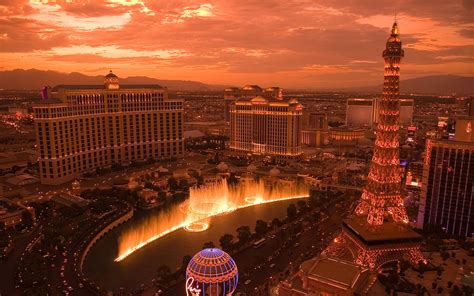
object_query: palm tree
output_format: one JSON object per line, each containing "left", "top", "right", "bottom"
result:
{"left": 271, "top": 218, "right": 282, "bottom": 228}
{"left": 181, "top": 255, "right": 192, "bottom": 271}
{"left": 202, "top": 241, "right": 216, "bottom": 249}
{"left": 219, "top": 233, "right": 234, "bottom": 251}
{"left": 287, "top": 204, "right": 297, "bottom": 221}
{"left": 236, "top": 226, "right": 252, "bottom": 244}
{"left": 255, "top": 220, "right": 268, "bottom": 238}
{"left": 157, "top": 265, "right": 172, "bottom": 282}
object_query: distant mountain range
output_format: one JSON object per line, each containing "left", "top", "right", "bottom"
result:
{"left": 351, "top": 75, "right": 474, "bottom": 95}
{"left": 0, "top": 69, "right": 472, "bottom": 95}
{"left": 0, "top": 69, "right": 227, "bottom": 91}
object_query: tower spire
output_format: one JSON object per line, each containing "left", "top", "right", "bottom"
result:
{"left": 355, "top": 21, "right": 407, "bottom": 226}
{"left": 391, "top": 20, "right": 399, "bottom": 36}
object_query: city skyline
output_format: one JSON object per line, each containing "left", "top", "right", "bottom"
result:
{"left": 1, "top": 0, "right": 473, "bottom": 88}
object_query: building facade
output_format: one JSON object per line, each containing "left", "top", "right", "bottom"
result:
{"left": 346, "top": 98, "right": 414, "bottom": 128}
{"left": 34, "top": 72, "right": 184, "bottom": 185}
{"left": 329, "top": 127, "right": 365, "bottom": 142}
{"left": 229, "top": 96, "right": 303, "bottom": 158}
{"left": 455, "top": 117, "right": 474, "bottom": 142}
{"left": 301, "top": 112, "right": 329, "bottom": 147}
{"left": 417, "top": 140, "right": 474, "bottom": 237}
{"left": 346, "top": 98, "right": 374, "bottom": 127}
{"left": 405, "top": 161, "right": 423, "bottom": 189}
{"left": 224, "top": 85, "right": 280, "bottom": 122}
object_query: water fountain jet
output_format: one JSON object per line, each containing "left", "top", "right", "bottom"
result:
{"left": 115, "top": 178, "right": 309, "bottom": 262}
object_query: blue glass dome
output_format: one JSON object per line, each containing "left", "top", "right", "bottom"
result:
{"left": 186, "top": 248, "right": 238, "bottom": 295}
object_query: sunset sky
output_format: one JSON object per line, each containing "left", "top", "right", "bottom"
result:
{"left": 0, "top": 0, "right": 473, "bottom": 88}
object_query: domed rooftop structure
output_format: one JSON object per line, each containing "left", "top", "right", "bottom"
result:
{"left": 104, "top": 70, "right": 119, "bottom": 90}
{"left": 186, "top": 248, "right": 238, "bottom": 295}
{"left": 216, "top": 162, "right": 229, "bottom": 172}
{"left": 269, "top": 167, "right": 280, "bottom": 177}
{"left": 105, "top": 70, "right": 118, "bottom": 78}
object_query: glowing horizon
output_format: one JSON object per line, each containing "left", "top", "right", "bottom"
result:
{"left": 115, "top": 178, "right": 309, "bottom": 262}
{"left": 1, "top": 1, "right": 473, "bottom": 88}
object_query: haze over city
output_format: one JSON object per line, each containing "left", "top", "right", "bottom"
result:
{"left": 1, "top": 0, "right": 473, "bottom": 88}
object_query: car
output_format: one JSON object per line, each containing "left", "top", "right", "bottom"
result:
{"left": 244, "top": 279, "right": 252, "bottom": 285}
{"left": 270, "top": 263, "right": 276, "bottom": 268}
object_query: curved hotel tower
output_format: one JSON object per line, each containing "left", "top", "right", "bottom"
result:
{"left": 34, "top": 72, "right": 184, "bottom": 185}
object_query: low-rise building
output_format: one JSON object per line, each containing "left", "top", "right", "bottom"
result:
{"left": 329, "top": 127, "right": 365, "bottom": 142}
{"left": 52, "top": 192, "right": 89, "bottom": 208}
{"left": 6, "top": 174, "right": 39, "bottom": 186}
{"left": 138, "top": 188, "right": 159, "bottom": 207}
{"left": 0, "top": 198, "right": 31, "bottom": 228}
{"left": 303, "top": 175, "right": 330, "bottom": 191}
{"left": 279, "top": 256, "right": 371, "bottom": 296}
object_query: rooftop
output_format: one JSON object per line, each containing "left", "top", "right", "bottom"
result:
{"left": 343, "top": 216, "right": 422, "bottom": 245}
{"left": 51, "top": 84, "right": 163, "bottom": 91}
{"left": 302, "top": 256, "right": 367, "bottom": 289}
{"left": 236, "top": 95, "right": 300, "bottom": 105}
{"left": 6, "top": 174, "right": 39, "bottom": 186}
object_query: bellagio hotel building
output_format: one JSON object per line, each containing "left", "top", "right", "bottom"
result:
{"left": 229, "top": 93, "right": 303, "bottom": 158}
{"left": 33, "top": 72, "right": 184, "bottom": 185}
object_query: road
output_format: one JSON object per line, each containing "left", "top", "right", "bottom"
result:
{"left": 0, "top": 225, "right": 41, "bottom": 295}
{"left": 235, "top": 200, "right": 354, "bottom": 294}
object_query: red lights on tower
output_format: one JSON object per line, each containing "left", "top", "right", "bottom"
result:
{"left": 355, "top": 21, "right": 409, "bottom": 226}
{"left": 322, "top": 21, "right": 425, "bottom": 273}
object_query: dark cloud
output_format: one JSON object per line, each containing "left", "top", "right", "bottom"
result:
{"left": 458, "top": 28, "right": 474, "bottom": 38}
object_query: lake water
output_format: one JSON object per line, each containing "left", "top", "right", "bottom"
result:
{"left": 83, "top": 198, "right": 304, "bottom": 290}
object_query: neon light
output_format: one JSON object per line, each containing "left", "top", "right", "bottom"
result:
{"left": 185, "top": 277, "right": 202, "bottom": 296}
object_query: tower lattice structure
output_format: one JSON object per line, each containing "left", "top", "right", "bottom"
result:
{"left": 322, "top": 22, "right": 424, "bottom": 274}
{"left": 355, "top": 22, "right": 409, "bottom": 226}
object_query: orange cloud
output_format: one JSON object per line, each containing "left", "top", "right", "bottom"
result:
{"left": 0, "top": 0, "right": 472, "bottom": 88}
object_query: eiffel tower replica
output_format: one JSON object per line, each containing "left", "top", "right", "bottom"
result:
{"left": 324, "top": 21, "right": 424, "bottom": 270}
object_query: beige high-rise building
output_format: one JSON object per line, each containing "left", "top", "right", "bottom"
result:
{"left": 224, "top": 85, "right": 281, "bottom": 122}
{"left": 301, "top": 112, "right": 328, "bottom": 147}
{"left": 34, "top": 71, "right": 184, "bottom": 185}
{"left": 229, "top": 95, "right": 303, "bottom": 158}
{"left": 346, "top": 97, "right": 414, "bottom": 128}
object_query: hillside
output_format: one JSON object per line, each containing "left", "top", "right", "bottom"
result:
{"left": 0, "top": 69, "right": 226, "bottom": 91}
{"left": 0, "top": 69, "right": 472, "bottom": 95}
{"left": 353, "top": 75, "right": 474, "bottom": 95}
